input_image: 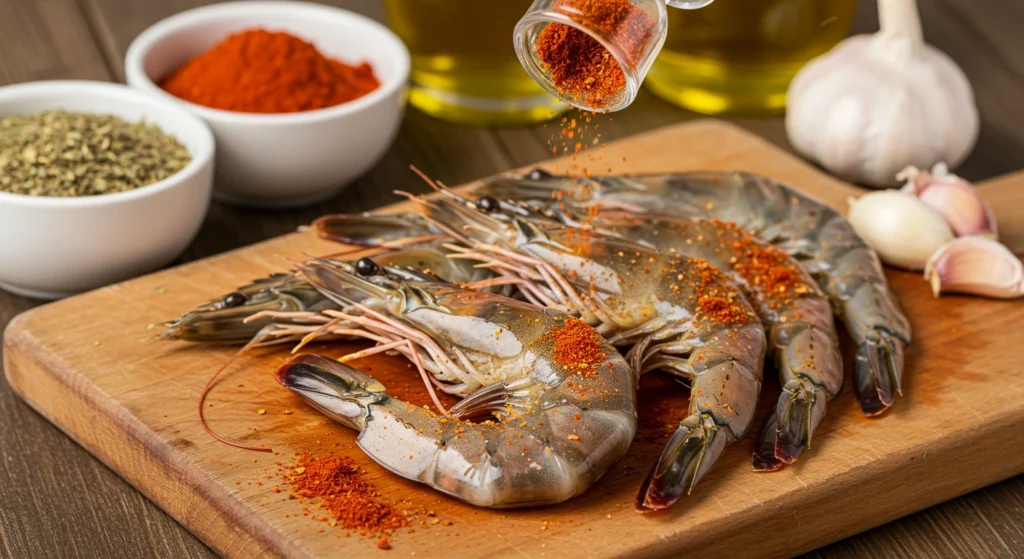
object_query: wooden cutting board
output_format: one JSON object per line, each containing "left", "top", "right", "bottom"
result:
{"left": 5, "top": 120, "right": 1024, "bottom": 559}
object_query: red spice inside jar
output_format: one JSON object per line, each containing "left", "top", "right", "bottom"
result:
{"left": 535, "top": 0, "right": 655, "bottom": 108}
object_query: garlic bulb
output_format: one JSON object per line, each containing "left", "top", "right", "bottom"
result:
{"left": 786, "top": 0, "right": 979, "bottom": 188}
{"left": 898, "top": 163, "right": 997, "bottom": 238}
{"left": 847, "top": 190, "right": 953, "bottom": 271}
{"left": 925, "top": 236, "right": 1024, "bottom": 299}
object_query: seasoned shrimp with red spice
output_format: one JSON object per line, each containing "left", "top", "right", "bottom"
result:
{"left": 276, "top": 259, "right": 636, "bottom": 508}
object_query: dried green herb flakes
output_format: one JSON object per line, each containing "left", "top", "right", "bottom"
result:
{"left": 0, "top": 110, "right": 191, "bottom": 197}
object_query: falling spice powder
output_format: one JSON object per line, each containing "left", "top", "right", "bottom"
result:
{"left": 161, "top": 29, "right": 380, "bottom": 114}
{"left": 535, "top": 0, "right": 655, "bottom": 108}
{"left": 0, "top": 110, "right": 190, "bottom": 197}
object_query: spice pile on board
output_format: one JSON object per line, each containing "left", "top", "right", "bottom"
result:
{"left": 161, "top": 29, "right": 380, "bottom": 114}
{"left": 0, "top": 110, "right": 190, "bottom": 197}
{"left": 277, "top": 451, "right": 410, "bottom": 549}
{"left": 536, "top": 0, "right": 655, "bottom": 108}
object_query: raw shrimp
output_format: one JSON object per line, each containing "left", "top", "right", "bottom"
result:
{"left": 475, "top": 170, "right": 911, "bottom": 416}
{"left": 404, "top": 187, "right": 766, "bottom": 511}
{"left": 277, "top": 259, "right": 636, "bottom": 508}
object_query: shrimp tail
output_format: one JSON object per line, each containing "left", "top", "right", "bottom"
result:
{"left": 855, "top": 328, "right": 905, "bottom": 416}
{"left": 754, "top": 319, "right": 842, "bottom": 470}
{"left": 635, "top": 412, "right": 730, "bottom": 511}
{"left": 275, "top": 353, "right": 386, "bottom": 431}
{"left": 752, "top": 378, "right": 829, "bottom": 471}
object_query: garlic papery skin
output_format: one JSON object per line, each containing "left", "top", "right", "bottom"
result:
{"left": 898, "top": 163, "right": 997, "bottom": 239}
{"left": 847, "top": 190, "right": 954, "bottom": 271}
{"left": 786, "top": 0, "right": 979, "bottom": 188}
{"left": 924, "top": 236, "right": 1024, "bottom": 299}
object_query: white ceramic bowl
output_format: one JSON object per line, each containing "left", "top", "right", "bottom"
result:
{"left": 125, "top": 1, "right": 410, "bottom": 209}
{"left": 0, "top": 81, "right": 215, "bottom": 300}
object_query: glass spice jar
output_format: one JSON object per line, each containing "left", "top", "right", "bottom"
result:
{"left": 513, "top": 0, "right": 714, "bottom": 112}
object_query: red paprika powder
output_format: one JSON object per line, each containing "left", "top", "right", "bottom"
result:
{"left": 283, "top": 451, "right": 409, "bottom": 538}
{"left": 535, "top": 0, "right": 655, "bottom": 108}
{"left": 161, "top": 29, "right": 380, "bottom": 114}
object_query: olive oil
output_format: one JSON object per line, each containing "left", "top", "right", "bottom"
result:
{"left": 383, "top": 0, "right": 567, "bottom": 125}
{"left": 645, "top": 0, "right": 859, "bottom": 116}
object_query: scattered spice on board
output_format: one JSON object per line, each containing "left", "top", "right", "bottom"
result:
{"left": 535, "top": 0, "right": 655, "bottom": 108}
{"left": 161, "top": 29, "right": 380, "bottom": 114}
{"left": 282, "top": 451, "right": 409, "bottom": 539}
{"left": 635, "top": 374, "right": 689, "bottom": 443}
{"left": 547, "top": 317, "right": 607, "bottom": 376}
{"left": 0, "top": 110, "right": 190, "bottom": 197}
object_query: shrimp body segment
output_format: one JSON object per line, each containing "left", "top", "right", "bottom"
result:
{"left": 278, "top": 261, "right": 637, "bottom": 508}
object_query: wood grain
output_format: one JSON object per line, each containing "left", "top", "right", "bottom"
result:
{"left": 2, "top": 1, "right": 1023, "bottom": 558}
{"left": 0, "top": 2, "right": 215, "bottom": 559}
{"left": 5, "top": 121, "right": 1024, "bottom": 559}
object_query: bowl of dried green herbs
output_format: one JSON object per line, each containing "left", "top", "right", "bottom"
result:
{"left": 0, "top": 80, "right": 215, "bottom": 299}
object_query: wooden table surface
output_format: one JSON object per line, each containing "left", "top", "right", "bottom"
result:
{"left": 0, "top": 1, "right": 1021, "bottom": 558}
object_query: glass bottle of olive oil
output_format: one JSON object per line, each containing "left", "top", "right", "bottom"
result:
{"left": 645, "top": 0, "right": 859, "bottom": 116}
{"left": 383, "top": 0, "right": 567, "bottom": 126}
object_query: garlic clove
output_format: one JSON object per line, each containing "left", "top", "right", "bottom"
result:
{"left": 847, "top": 190, "right": 954, "bottom": 271}
{"left": 924, "top": 236, "right": 1024, "bottom": 299}
{"left": 898, "top": 164, "right": 997, "bottom": 238}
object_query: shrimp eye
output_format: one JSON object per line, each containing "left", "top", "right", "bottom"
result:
{"left": 223, "top": 292, "right": 247, "bottom": 308}
{"left": 355, "top": 257, "right": 380, "bottom": 277}
{"left": 476, "top": 196, "right": 500, "bottom": 213}
{"left": 528, "top": 168, "right": 553, "bottom": 180}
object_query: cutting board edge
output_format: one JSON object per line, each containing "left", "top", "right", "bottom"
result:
{"left": 629, "top": 402, "right": 1024, "bottom": 559}
{"left": 6, "top": 306, "right": 1024, "bottom": 559}
{"left": 2, "top": 314, "right": 306, "bottom": 559}
{"left": 4, "top": 119, "right": 1024, "bottom": 558}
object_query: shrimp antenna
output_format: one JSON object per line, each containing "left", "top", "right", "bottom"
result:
{"left": 409, "top": 165, "right": 443, "bottom": 192}
{"left": 273, "top": 253, "right": 306, "bottom": 268}
{"left": 198, "top": 337, "right": 273, "bottom": 453}
{"left": 393, "top": 189, "right": 426, "bottom": 204}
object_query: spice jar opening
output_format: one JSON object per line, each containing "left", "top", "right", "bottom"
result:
{"left": 514, "top": 0, "right": 668, "bottom": 112}
{"left": 514, "top": 12, "right": 641, "bottom": 112}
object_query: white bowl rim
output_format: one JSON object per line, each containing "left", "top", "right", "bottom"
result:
{"left": 0, "top": 80, "right": 215, "bottom": 208}
{"left": 124, "top": 0, "right": 411, "bottom": 126}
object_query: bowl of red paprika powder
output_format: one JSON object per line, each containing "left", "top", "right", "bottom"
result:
{"left": 125, "top": 2, "right": 410, "bottom": 209}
